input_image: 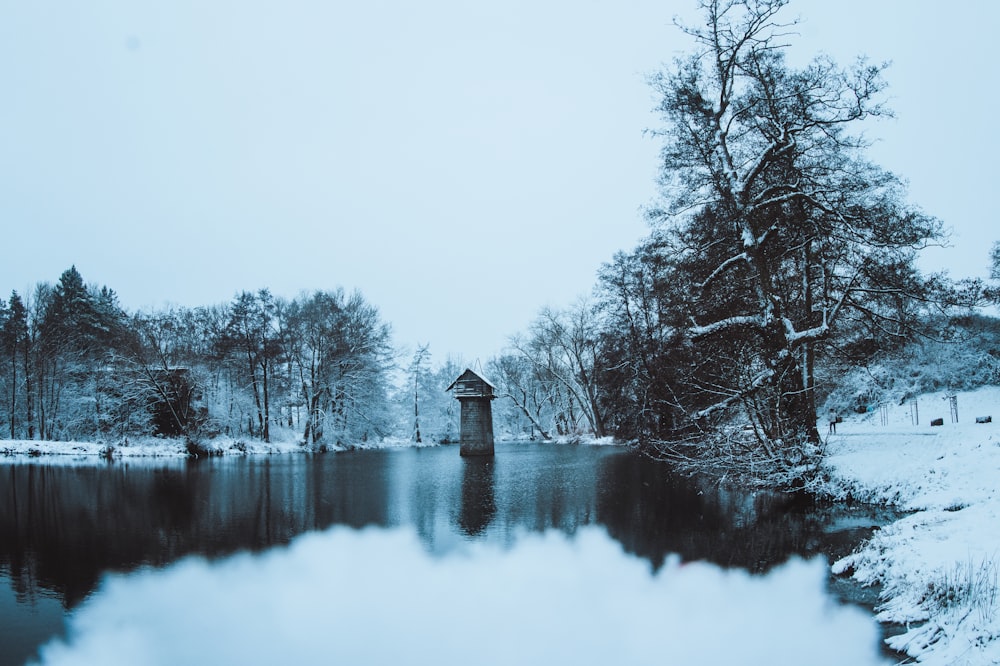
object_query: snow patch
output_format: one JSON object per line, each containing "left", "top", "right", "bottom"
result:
{"left": 820, "top": 386, "right": 1000, "bottom": 664}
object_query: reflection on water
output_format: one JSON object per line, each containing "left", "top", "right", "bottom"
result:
{"left": 458, "top": 457, "right": 496, "bottom": 536}
{"left": 595, "top": 452, "right": 879, "bottom": 572}
{"left": 0, "top": 443, "right": 891, "bottom": 665}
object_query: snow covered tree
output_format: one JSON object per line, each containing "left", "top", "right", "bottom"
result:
{"left": 408, "top": 344, "right": 431, "bottom": 443}
{"left": 987, "top": 242, "right": 1000, "bottom": 304}
{"left": 220, "top": 290, "right": 280, "bottom": 442}
{"left": 514, "top": 302, "right": 607, "bottom": 438}
{"left": 33, "top": 267, "right": 131, "bottom": 439}
{"left": 426, "top": 355, "right": 462, "bottom": 442}
{"left": 392, "top": 349, "right": 460, "bottom": 443}
{"left": 0, "top": 297, "right": 9, "bottom": 437}
{"left": 646, "top": 0, "right": 950, "bottom": 468}
{"left": 121, "top": 308, "right": 214, "bottom": 439}
{"left": 285, "top": 289, "right": 393, "bottom": 448}
{"left": 594, "top": 240, "right": 694, "bottom": 441}
{"left": 490, "top": 300, "right": 607, "bottom": 441}
{"left": 991, "top": 242, "right": 1000, "bottom": 282}
{"left": 488, "top": 352, "right": 552, "bottom": 440}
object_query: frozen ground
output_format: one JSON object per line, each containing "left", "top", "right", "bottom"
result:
{"left": 819, "top": 386, "right": 1000, "bottom": 665}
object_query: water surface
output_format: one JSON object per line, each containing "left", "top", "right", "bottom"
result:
{"left": 1, "top": 442, "right": 889, "bottom": 665}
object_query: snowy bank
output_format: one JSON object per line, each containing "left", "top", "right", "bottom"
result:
{"left": 0, "top": 433, "right": 620, "bottom": 461}
{"left": 0, "top": 433, "right": 446, "bottom": 461}
{"left": 819, "top": 386, "right": 1000, "bottom": 665}
{"left": 0, "top": 435, "right": 305, "bottom": 460}
{"left": 33, "top": 527, "right": 884, "bottom": 666}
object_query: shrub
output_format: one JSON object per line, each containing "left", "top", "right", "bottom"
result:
{"left": 923, "top": 556, "right": 999, "bottom": 627}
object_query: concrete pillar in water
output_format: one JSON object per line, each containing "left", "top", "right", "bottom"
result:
{"left": 458, "top": 396, "right": 495, "bottom": 456}
{"left": 446, "top": 368, "right": 496, "bottom": 457}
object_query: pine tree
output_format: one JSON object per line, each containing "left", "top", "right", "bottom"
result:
{"left": 2, "top": 292, "right": 30, "bottom": 438}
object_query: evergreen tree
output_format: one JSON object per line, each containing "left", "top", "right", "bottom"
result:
{"left": 2, "top": 292, "right": 30, "bottom": 438}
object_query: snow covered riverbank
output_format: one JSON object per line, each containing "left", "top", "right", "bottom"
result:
{"left": 0, "top": 434, "right": 432, "bottom": 460}
{"left": 0, "top": 433, "right": 617, "bottom": 462}
{"left": 819, "top": 386, "right": 1000, "bottom": 665}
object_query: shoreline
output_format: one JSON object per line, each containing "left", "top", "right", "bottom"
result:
{"left": 0, "top": 433, "right": 621, "bottom": 463}
{"left": 0, "top": 434, "right": 434, "bottom": 462}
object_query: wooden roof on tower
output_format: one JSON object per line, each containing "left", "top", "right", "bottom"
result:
{"left": 445, "top": 368, "right": 496, "bottom": 398}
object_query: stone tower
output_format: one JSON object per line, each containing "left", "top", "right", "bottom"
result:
{"left": 445, "top": 368, "right": 496, "bottom": 456}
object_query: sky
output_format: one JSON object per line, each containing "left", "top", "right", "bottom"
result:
{"left": 1, "top": 1, "right": 996, "bottom": 364}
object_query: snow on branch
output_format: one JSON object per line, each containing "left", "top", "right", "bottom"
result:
{"left": 782, "top": 317, "right": 828, "bottom": 346}
{"left": 782, "top": 265, "right": 863, "bottom": 345}
{"left": 690, "top": 314, "right": 765, "bottom": 339}
{"left": 736, "top": 130, "right": 793, "bottom": 199}
{"left": 693, "top": 365, "right": 775, "bottom": 420}
{"left": 698, "top": 251, "right": 751, "bottom": 292}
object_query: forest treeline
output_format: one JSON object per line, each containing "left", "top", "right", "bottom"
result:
{"left": 5, "top": 241, "right": 991, "bottom": 461}
{"left": 0, "top": 267, "right": 395, "bottom": 447}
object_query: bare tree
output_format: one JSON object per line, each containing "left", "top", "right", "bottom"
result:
{"left": 408, "top": 344, "right": 430, "bottom": 443}
{"left": 525, "top": 301, "right": 607, "bottom": 438}
{"left": 286, "top": 290, "right": 392, "bottom": 448}
{"left": 221, "top": 290, "right": 279, "bottom": 442}
{"left": 647, "top": 0, "right": 948, "bottom": 464}
{"left": 488, "top": 352, "right": 553, "bottom": 440}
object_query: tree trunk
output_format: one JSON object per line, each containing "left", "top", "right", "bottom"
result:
{"left": 261, "top": 358, "right": 270, "bottom": 443}
{"left": 8, "top": 347, "right": 16, "bottom": 439}
{"left": 413, "top": 378, "right": 421, "bottom": 443}
{"left": 801, "top": 241, "right": 817, "bottom": 430}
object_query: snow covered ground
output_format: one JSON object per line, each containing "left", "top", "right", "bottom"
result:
{"left": 0, "top": 433, "right": 439, "bottom": 460}
{"left": 819, "top": 386, "right": 1000, "bottom": 665}
{"left": 0, "top": 433, "right": 618, "bottom": 462}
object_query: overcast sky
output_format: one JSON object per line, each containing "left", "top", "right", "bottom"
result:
{"left": 1, "top": 1, "right": 995, "bottom": 364}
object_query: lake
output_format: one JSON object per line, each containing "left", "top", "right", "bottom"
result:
{"left": 1, "top": 442, "right": 893, "bottom": 665}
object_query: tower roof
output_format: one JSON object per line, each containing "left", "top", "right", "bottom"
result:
{"left": 445, "top": 368, "right": 496, "bottom": 394}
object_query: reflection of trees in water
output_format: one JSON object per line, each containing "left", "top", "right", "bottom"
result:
{"left": 1, "top": 463, "right": 207, "bottom": 607}
{"left": 0, "top": 446, "right": 891, "bottom": 612}
{"left": 1, "top": 445, "right": 616, "bottom": 609}
{"left": 316, "top": 451, "right": 393, "bottom": 530}
{"left": 489, "top": 446, "right": 604, "bottom": 537}
{"left": 402, "top": 447, "right": 466, "bottom": 549}
{"left": 594, "top": 452, "right": 885, "bottom": 572}
{"left": 0, "top": 454, "right": 395, "bottom": 608}
{"left": 457, "top": 458, "right": 496, "bottom": 536}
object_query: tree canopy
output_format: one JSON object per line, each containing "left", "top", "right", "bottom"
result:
{"left": 0, "top": 268, "right": 396, "bottom": 448}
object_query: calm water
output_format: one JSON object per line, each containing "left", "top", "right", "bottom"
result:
{"left": 1, "top": 442, "right": 890, "bottom": 665}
